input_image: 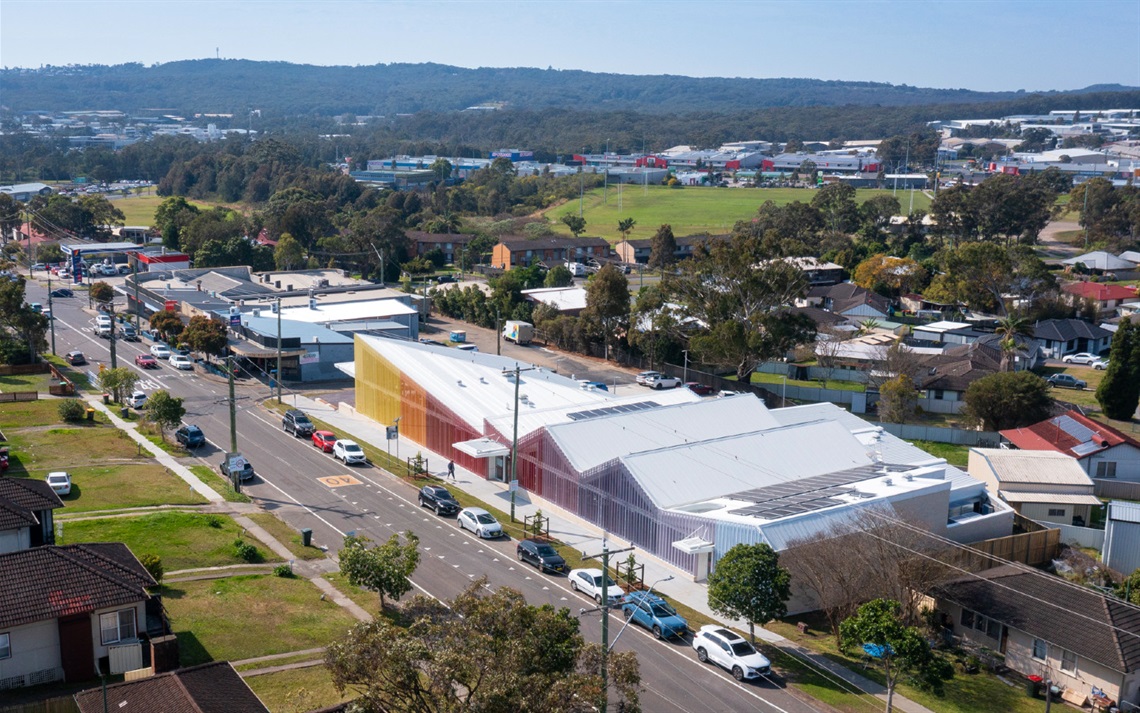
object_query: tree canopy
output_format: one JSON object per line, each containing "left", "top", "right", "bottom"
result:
{"left": 339, "top": 532, "right": 421, "bottom": 610}
{"left": 707, "top": 543, "right": 791, "bottom": 643}
{"left": 962, "top": 371, "right": 1053, "bottom": 431}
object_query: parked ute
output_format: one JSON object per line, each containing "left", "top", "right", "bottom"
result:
{"left": 1047, "top": 373, "right": 1087, "bottom": 390}
{"left": 621, "top": 592, "right": 688, "bottom": 639}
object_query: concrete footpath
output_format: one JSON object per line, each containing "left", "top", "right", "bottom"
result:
{"left": 288, "top": 394, "right": 936, "bottom": 713}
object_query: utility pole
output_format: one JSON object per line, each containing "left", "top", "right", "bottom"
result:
{"left": 582, "top": 541, "right": 635, "bottom": 713}
{"left": 276, "top": 296, "right": 282, "bottom": 403}
{"left": 132, "top": 254, "right": 140, "bottom": 330}
{"left": 228, "top": 355, "right": 238, "bottom": 454}
{"left": 505, "top": 363, "right": 537, "bottom": 522}
{"left": 47, "top": 275, "right": 55, "bottom": 355}
{"left": 495, "top": 306, "right": 501, "bottom": 356}
{"left": 107, "top": 301, "right": 117, "bottom": 369}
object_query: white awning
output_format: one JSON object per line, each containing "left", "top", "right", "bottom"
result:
{"left": 452, "top": 437, "right": 510, "bottom": 458}
{"left": 672, "top": 536, "right": 715, "bottom": 555}
{"left": 1000, "top": 491, "right": 1103, "bottom": 506}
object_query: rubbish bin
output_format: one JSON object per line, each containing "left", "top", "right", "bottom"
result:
{"left": 102, "top": 393, "right": 110, "bottom": 404}
{"left": 120, "top": 407, "right": 129, "bottom": 418}
{"left": 1026, "top": 675, "right": 1043, "bottom": 698}
{"left": 301, "top": 528, "right": 312, "bottom": 547}
{"left": 85, "top": 407, "right": 95, "bottom": 422}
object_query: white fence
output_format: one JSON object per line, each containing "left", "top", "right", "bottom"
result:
{"left": 866, "top": 422, "right": 1000, "bottom": 446}
{"left": 1046, "top": 522, "right": 1106, "bottom": 550}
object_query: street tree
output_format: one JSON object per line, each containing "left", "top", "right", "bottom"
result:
{"left": 99, "top": 367, "right": 140, "bottom": 404}
{"left": 325, "top": 579, "right": 641, "bottom": 713}
{"left": 962, "top": 371, "right": 1053, "bottom": 431}
{"left": 1097, "top": 318, "right": 1140, "bottom": 420}
{"left": 583, "top": 264, "right": 630, "bottom": 360}
{"left": 182, "top": 315, "right": 229, "bottom": 361}
{"left": 338, "top": 532, "right": 421, "bottom": 610}
{"left": 840, "top": 599, "right": 954, "bottom": 712}
{"left": 544, "top": 264, "right": 574, "bottom": 288}
{"left": 669, "top": 235, "right": 814, "bottom": 381}
{"left": 149, "top": 310, "right": 184, "bottom": 343}
{"left": 648, "top": 224, "right": 677, "bottom": 270}
{"left": 89, "top": 281, "right": 113, "bottom": 305}
{"left": 707, "top": 543, "right": 791, "bottom": 643}
{"left": 144, "top": 390, "right": 186, "bottom": 441}
{"left": 273, "top": 232, "right": 305, "bottom": 270}
{"left": 561, "top": 214, "right": 587, "bottom": 237}
{"left": 0, "top": 274, "right": 47, "bottom": 364}
{"left": 878, "top": 374, "right": 918, "bottom": 424}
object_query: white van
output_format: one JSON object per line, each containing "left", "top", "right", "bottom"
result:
{"left": 565, "top": 261, "right": 588, "bottom": 277}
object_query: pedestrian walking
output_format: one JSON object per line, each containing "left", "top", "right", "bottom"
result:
{"left": 447, "top": 460, "right": 456, "bottom": 480}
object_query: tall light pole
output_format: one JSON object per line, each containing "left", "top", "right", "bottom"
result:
{"left": 682, "top": 350, "right": 689, "bottom": 383}
{"left": 47, "top": 275, "right": 56, "bottom": 355}
{"left": 276, "top": 296, "right": 282, "bottom": 403}
{"left": 504, "top": 363, "right": 537, "bottom": 522}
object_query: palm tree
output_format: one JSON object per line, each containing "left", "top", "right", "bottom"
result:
{"left": 617, "top": 217, "right": 636, "bottom": 240}
{"left": 994, "top": 315, "right": 1033, "bottom": 371}
{"left": 857, "top": 319, "right": 881, "bottom": 336}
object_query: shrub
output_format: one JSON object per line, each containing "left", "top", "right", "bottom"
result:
{"left": 138, "top": 553, "right": 164, "bottom": 583}
{"left": 57, "top": 399, "right": 86, "bottom": 422}
{"left": 233, "top": 539, "right": 261, "bottom": 563}
{"left": 205, "top": 515, "right": 223, "bottom": 529}
{"left": 273, "top": 563, "right": 294, "bottom": 578}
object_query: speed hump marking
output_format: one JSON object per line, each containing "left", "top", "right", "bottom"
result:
{"left": 319, "top": 475, "right": 362, "bottom": 488}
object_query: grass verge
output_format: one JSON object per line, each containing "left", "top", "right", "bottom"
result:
{"left": 60, "top": 511, "right": 278, "bottom": 571}
{"left": 243, "top": 664, "right": 353, "bottom": 713}
{"left": 908, "top": 440, "right": 969, "bottom": 467}
{"left": 190, "top": 464, "right": 251, "bottom": 503}
{"left": 0, "top": 398, "right": 74, "bottom": 429}
{"left": 164, "top": 574, "right": 359, "bottom": 666}
{"left": 47, "top": 463, "right": 208, "bottom": 512}
{"left": 247, "top": 512, "right": 327, "bottom": 561}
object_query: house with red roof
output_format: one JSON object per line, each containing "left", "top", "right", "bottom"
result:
{"left": 1061, "top": 281, "right": 1139, "bottom": 317}
{"left": 999, "top": 410, "right": 1140, "bottom": 483}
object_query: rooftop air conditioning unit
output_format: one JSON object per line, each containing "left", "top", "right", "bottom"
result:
{"left": 252, "top": 309, "right": 261, "bottom": 318}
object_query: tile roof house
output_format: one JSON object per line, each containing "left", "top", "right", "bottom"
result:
{"left": 932, "top": 565, "right": 1140, "bottom": 709}
{"left": 1062, "top": 281, "right": 1139, "bottom": 317}
{"left": 0, "top": 476, "right": 63, "bottom": 553}
{"left": 801, "top": 283, "right": 891, "bottom": 320}
{"left": 916, "top": 342, "right": 1001, "bottom": 409}
{"left": 406, "top": 231, "right": 476, "bottom": 265}
{"left": 1000, "top": 410, "right": 1140, "bottom": 483}
{"left": 1030, "top": 319, "right": 1113, "bottom": 359}
{"left": 74, "top": 661, "right": 270, "bottom": 713}
{"left": 967, "top": 448, "right": 1102, "bottom": 526}
{"left": 0, "top": 543, "right": 159, "bottom": 688}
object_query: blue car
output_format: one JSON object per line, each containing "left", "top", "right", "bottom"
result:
{"left": 621, "top": 591, "right": 687, "bottom": 639}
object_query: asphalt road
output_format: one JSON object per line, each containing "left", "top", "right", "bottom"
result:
{"left": 28, "top": 278, "right": 820, "bottom": 713}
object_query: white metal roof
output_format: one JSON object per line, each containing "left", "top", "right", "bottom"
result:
{"left": 915, "top": 321, "right": 972, "bottom": 333}
{"left": 1000, "top": 491, "right": 1103, "bottom": 506}
{"left": 1109, "top": 500, "right": 1140, "bottom": 524}
{"left": 970, "top": 448, "right": 1096, "bottom": 486}
{"left": 280, "top": 299, "right": 417, "bottom": 324}
{"left": 486, "top": 383, "right": 698, "bottom": 439}
{"left": 520, "top": 287, "right": 588, "bottom": 312}
{"left": 545, "top": 395, "right": 778, "bottom": 472}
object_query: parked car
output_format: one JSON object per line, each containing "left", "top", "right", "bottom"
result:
{"left": 42, "top": 309, "right": 52, "bottom": 321}
{"left": 120, "top": 325, "right": 139, "bottom": 341}
{"left": 569, "top": 568, "right": 624, "bottom": 605}
{"left": 1091, "top": 359, "right": 1108, "bottom": 370}
{"left": 457, "top": 507, "right": 504, "bottom": 539}
{"left": 28, "top": 302, "right": 42, "bottom": 313}
{"left": 312, "top": 430, "right": 337, "bottom": 452}
{"left": 30, "top": 263, "right": 45, "bottom": 272}
{"left": 175, "top": 425, "right": 205, "bottom": 448}
{"left": 135, "top": 353, "right": 158, "bottom": 368}
{"left": 1047, "top": 373, "right": 1087, "bottom": 389}
{"left": 220, "top": 456, "right": 254, "bottom": 482}
{"left": 65, "top": 351, "right": 86, "bottom": 366}
{"left": 692, "top": 626, "right": 771, "bottom": 681}
{"left": 644, "top": 374, "right": 682, "bottom": 390}
{"left": 418, "top": 485, "right": 460, "bottom": 516}
{"left": 46, "top": 471, "right": 71, "bottom": 496}
{"left": 49, "top": 288, "right": 73, "bottom": 298}
{"left": 169, "top": 354, "right": 193, "bottom": 371}
{"left": 332, "top": 439, "right": 366, "bottom": 465}
{"left": 282, "top": 409, "right": 315, "bottom": 437}
{"left": 636, "top": 371, "right": 664, "bottom": 385}
{"left": 1062, "top": 353, "right": 1101, "bottom": 365}
{"left": 126, "top": 391, "right": 147, "bottom": 409}
{"left": 621, "top": 591, "right": 688, "bottom": 639}
{"left": 516, "top": 538, "right": 567, "bottom": 573}
{"left": 150, "top": 344, "right": 171, "bottom": 359}
{"left": 686, "top": 382, "right": 713, "bottom": 396}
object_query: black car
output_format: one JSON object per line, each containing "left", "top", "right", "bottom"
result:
{"left": 418, "top": 485, "right": 460, "bottom": 515}
{"left": 50, "top": 288, "right": 73, "bottom": 298}
{"left": 120, "top": 325, "right": 139, "bottom": 342}
{"left": 282, "top": 409, "right": 315, "bottom": 437}
{"left": 516, "top": 539, "right": 567, "bottom": 574}
{"left": 175, "top": 425, "right": 206, "bottom": 448}
{"left": 220, "top": 456, "right": 254, "bottom": 482}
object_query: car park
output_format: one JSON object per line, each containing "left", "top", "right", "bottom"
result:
{"left": 621, "top": 591, "right": 688, "bottom": 639}
{"left": 644, "top": 374, "right": 682, "bottom": 390}
{"left": 46, "top": 472, "right": 71, "bottom": 496}
{"left": 569, "top": 568, "right": 624, "bottom": 604}
{"left": 65, "top": 351, "right": 86, "bottom": 366}
{"left": 516, "top": 538, "right": 567, "bottom": 573}
{"left": 332, "top": 439, "right": 366, "bottom": 464}
{"left": 692, "top": 625, "right": 771, "bottom": 681}
{"left": 686, "top": 382, "right": 713, "bottom": 396}
{"left": 312, "top": 430, "right": 337, "bottom": 452}
{"left": 135, "top": 354, "right": 158, "bottom": 368}
{"left": 282, "top": 409, "right": 315, "bottom": 437}
{"left": 457, "top": 507, "right": 504, "bottom": 539}
{"left": 1047, "top": 373, "right": 1087, "bottom": 389}
{"left": 175, "top": 425, "right": 205, "bottom": 448}
{"left": 220, "top": 456, "right": 254, "bottom": 482}
{"left": 126, "top": 391, "right": 147, "bottom": 409}
{"left": 150, "top": 344, "right": 171, "bottom": 359}
{"left": 418, "top": 485, "right": 460, "bottom": 515}
{"left": 1062, "top": 352, "right": 1102, "bottom": 365}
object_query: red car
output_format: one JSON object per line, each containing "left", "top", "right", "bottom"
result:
{"left": 312, "top": 430, "right": 337, "bottom": 453}
{"left": 135, "top": 353, "right": 158, "bottom": 368}
{"left": 686, "top": 382, "right": 713, "bottom": 396}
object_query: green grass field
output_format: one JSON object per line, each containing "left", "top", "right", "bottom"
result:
{"left": 245, "top": 665, "right": 354, "bottom": 713}
{"left": 112, "top": 195, "right": 216, "bottom": 228}
{"left": 538, "top": 185, "right": 932, "bottom": 241}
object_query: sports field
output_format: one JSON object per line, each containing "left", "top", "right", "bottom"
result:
{"left": 109, "top": 194, "right": 221, "bottom": 227}
{"left": 539, "top": 185, "right": 932, "bottom": 242}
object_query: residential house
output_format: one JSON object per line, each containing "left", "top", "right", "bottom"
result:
{"left": 407, "top": 231, "right": 475, "bottom": 265}
{"left": 0, "top": 543, "right": 159, "bottom": 687}
{"left": 520, "top": 286, "right": 588, "bottom": 316}
{"left": 916, "top": 343, "right": 1001, "bottom": 410}
{"left": 1103, "top": 501, "right": 1140, "bottom": 576}
{"left": 74, "top": 661, "right": 270, "bottom": 713}
{"left": 756, "top": 257, "right": 844, "bottom": 286}
{"left": 0, "top": 476, "right": 63, "bottom": 554}
{"left": 1061, "top": 281, "right": 1140, "bottom": 317}
{"left": 801, "top": 283, "right": 891, "bottom": 321}
{"left": 1062, "top": 251, "right": 1137, "bottom": 274}
{"left": 491, "top": 236, "right": 611, "bottom": 270}
{"left": 1030, "top": 318, "right": 1113, "bottom": 359}
{"left": 967, "top": 448, "right": 1102, "bottom": 526}
{"left": 612, "top": 234, "right": 728, "bottom": 265}
{"left": 1000, "top": 410, "right": 1140, "bottom": 483}
{"left": 931, "top": 565, "right": 1140, "bottom": 709}
{"left": 899, "top": 292, "right": 957, "bottom": 316}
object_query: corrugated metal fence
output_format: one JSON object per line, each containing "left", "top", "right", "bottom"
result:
{"left": 1094, "top": 479, "right": 1140, "bottom": 500}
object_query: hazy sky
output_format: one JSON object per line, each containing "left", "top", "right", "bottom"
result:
{"left": 2, "top": 0, "right": 1138, "bottom": 92}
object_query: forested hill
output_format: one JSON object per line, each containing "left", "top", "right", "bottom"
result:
{"left": 2, "top": 59, "right": 1135, "bottom": 116}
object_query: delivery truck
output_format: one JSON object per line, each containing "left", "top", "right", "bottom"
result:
{"left": 502, "top": 320, "right": 534, "bottom": 345}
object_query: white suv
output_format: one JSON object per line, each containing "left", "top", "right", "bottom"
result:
{"left": 692, "top": 625, "right": 772, "bottom": 681}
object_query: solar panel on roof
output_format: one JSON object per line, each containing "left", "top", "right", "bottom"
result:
{"left": 1072, "top": 441, "right": 1104, "bottom": 456}
{"left": 726, "top": 465, "right": 896, "bottom": 519}
{"left": 565, "top": 401, "right": 661, "bottom": 422}
{"left": 1054, "top": 415, "right": 1096, "bottom": 444}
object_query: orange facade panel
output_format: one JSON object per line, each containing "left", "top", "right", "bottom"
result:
{"left": 401, "top": 375, "right": 428, "bottom": 445}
